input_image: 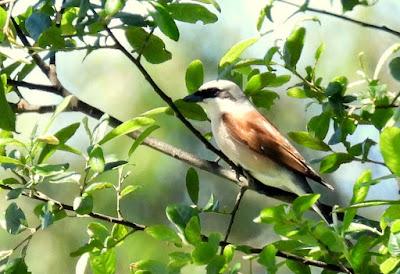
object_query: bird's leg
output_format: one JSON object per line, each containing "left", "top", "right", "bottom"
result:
{"left": 213, "top": 156, "right": 221, "bottom": 164}
{"left": 232, "top": 164, "right": 244, "bottom": 182}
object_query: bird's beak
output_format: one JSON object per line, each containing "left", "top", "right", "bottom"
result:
{"left": 183, "top": 92, "right": 204, "bottom": 103}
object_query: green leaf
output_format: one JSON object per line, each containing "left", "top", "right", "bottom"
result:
{"left": 0, "top": 258, "right": 30, "bottom": 274}
{"left": 307, "top": 112, "right": 330, "bottom": 140}
{"left": 250, "top": 90, "right": 279, "bottom": 110}
{"left": 313, "top": 223, "right": 344, "bottom": 252}
{"left": 104, "top": 160, "right": 128, "bottom": 171}
{"left": 287, "top": 87, "right": 307, "bottom": 98}
{"left": 5, "top": 202, "right": 27, "bottom": 235}
{"left": 186, "top": 167, "right": 199, "bottom": 205}
{"left": 89, "top": 145, "right": 105, "bottom": 173}
{"left": 319, "top": 153, "right": 353, "bottom": 173}
{"left": 131, "top": 259, "right": 167, "bottom": 274}
{"left": 0, "top": 156, "right": 23, "bottom": 166}
{"left": 191, "top": 234, "right": 220, "bottom": 265}
{"left": 166, "top": 204, "right": 198, "bottom": 231}
{"left": 120, "top": 185, "right": 140, "bottom": 198}
{"left": 341, "top": 0, "right": 368, "bottom": 12}
{"left": 99, "top": 117, "right": 154, "bottom": 145}
{"left": 286, "top": 260, "right": 311, "bottom": 274}
{"left": 219, "top": 38, "right": 258, "bottom": 67}
{"left": 110, "top": 224, "right": 128, "bottom": 243}
{"left": 6, "top": 188, "right": 23, "bottom": 200}
{"left": 389, "top": 57, "right": 400, "bottom": 81}
{"left": 84, "top": 182, "right": 113, "bottom": 195}
{"left": 185, "top": 59, "right": 204, "bottom": 93}
{"left": 90, "top": 249, "right": 116, "bottom": 274}
{"left": 167, "top": 99, "right": 208, "bottom": 121}
{"left": 17, "top": 63, "right": 36, "bottom": 81}
{"left": 380, "top": 127, "right": 400, "bottom": 176}
{"left": 258, "top": 245, "right": 277, "bottom": 274}
{"left": 343, "top": 170, "right": 372, "bottom": 232}
{"left": 315, "top": 43, "right": 325, "bottom": 61}
{"left": 150, "top": 2, "right": 179, "bottom": 41}
{"left": 167, "top": 3, "right": 218, "bottom": 24}
{"left": 38, "top": 26, "right": 66, "bottom": 49}
{"left": 44, "top": 95, "right": 74, "bottom": 133}
{"left": 380, "top": 257, "right": 400, "bottom": 274}
{"left": 223, "top": 244, "right": 235, "bottom": 263}
{"left": 184, "top": 216, "right": 201, "bottom": 245}
{"left": 203, "top": 193, "right": 219, "bottom": 212}
{"left": 388, "top": 232, "right": 400, "bottom": 256}
{"left": 88, "top": 222, "right": 109, "bottom": 242}
{"left": 254, "top": 205, "right": 287, "bottom": 224}
{"left": 128, "top": 125, "right": 159, "bottom": 157}
{"left": 288, "top": 131, "right": 331, "bottom": 151}
{"left": 0, "top": 75, "right": 16, "bottom": 131}
{"left": 245, "top": 73, "right": 290, "bottom": 93}
{"left": 191, "top": 0, "right": 221, "bottom": 12}
{"left": 292, "top": 194, "right": 320, "bottom": 218}
{"left": 145, "top": 225, "right": 182, "bottom": 247}
{"left": 206, "top": 255, "right": 225, "bottom": 274}
{"left": 73, "top": 195, "right": 93, "bottom": 215}
{"left": 283, "top": 26, "right": 306, "bottom": 68}
{"left": 25, "top": 12, "right": 51, "bottom": 40}
{"left": 104, "top": 0, "right": 125, "bottom": 16}
{"left": 0, "top": 7, "right": 7, "bottom": 42}
{"left": 32, "top": 163, "right": 69, "bottom": 176}
{"left": 168, "top": 252, "right": 191, "bottom": 272}
{"left": 125, "top": 27, "right": 171, "bottom": 64}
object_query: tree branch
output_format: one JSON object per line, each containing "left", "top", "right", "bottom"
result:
{"left": 276, "top": 0, "right": 400, "bottom": 38}
{"left": 0, "top": 183, "right": 351, "bottom": 273}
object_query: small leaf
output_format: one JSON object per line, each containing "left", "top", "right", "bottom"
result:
{"left": 73, "top": 195, "right": 93, "bottom": 215}
{"left": 191, "top": 233, "right": 220, "bottom": 265}
{"left": 32, "top": 163, "right": 69, "bottom": 176}
{"left": 6, "top": 188, "right": 24, "bottom": 200}
{"left": 250, "top": 90, "right": 279, "bottom": 110}
{"left": 104, "top": 0, "right": 125, "bottom": 16}
{"left": 254, "top": 205, "right": 287, "bottom": 224}
{"left": 166, "top": 204, "right": 198, "bottom": 231}
{"left": 288, "top": 131, "right": 331, "bottom": 151}
{"left": 380, "top": 257, "right": 400, "bottom": 274}
{"left": 223, "top": 244, "right": 235, "bottom": 263}
{"left": 25, "top": 12, "right": 51, "bottom": 40}
{"left": 319, "top": 153, "right": 353, "bottom": 173}
{"left": 184, "top": 216, "right": 201, "bottom": 245}
{"left": 191, "top": 0, "right": 220, "bottom": 12}
{"left": 99, "top": 117, "right": 154, "bottom": 145}
{"left": 0, "top": 156, "right": 23, "bottom": 166}
{"left": 219, "top": 38, "right": 258, "bottom": 67}
{"left": 145, "top": 225, "right": 182, "bottom": 246}
{"left": 84, "top": 182, "right": 113, "bottom": 195}
{"left": 125, "top": 27, "right": 172, "bottom": 64}
{"left": 389, "top": 57, "right": 400, "bottom": 81}
{"left": 287, "top": 87, "right": 307, "bottom": 98}
{"left": 186, "top": 168, "right": 199, "bottom": 205}
{"left": 167, "top": 3, "right": 218, "bottom": 24}
{"left": 0, "top": 75, "right": 16, "bottom": 131}
{"left": 44, "top": 95, "right": 73, "bottom": 133}
{"left": 185, "top": 59, "right": 204, "bottom": 93}
{"left": 36, "top": 134, "right": 60, "bottom": 145}
{"left": 315, "top": 43, "right": 325, "bottom": 61}
{"left": 258, "top": 245, "right": 277, "bottom": 273}
{"left": 90, "top": 249, "right": 116, "bottom": 274}
{"left": 130, "top": 259, "right": 167, "bottom": 274}
{"left": 128, "top": 125, "right": 159, "bottom": 157}
{"left": 246, "top": 73, "right": 290, "bottom": 93}
{"left": 380, "top": 127, "right": 400, "bottom": 176}
{"left": 283, "top": 26, "right": 306, "bottom": 68}
{"left": 120, "top": 185, "right": 140, "bottom": 198}
{"left": 292, "top": 194, "right": 320, "bottom": 218}
{"left": 88, "top": 145, "right": 105, "bottom": 173}
{"left": 150, "top": 2, "right": 179, "bottom": 41}
{"left": 286, "top": 260, "right": 311, "bottom": 274}
{"left": 307, "top": 112, "right": 331, "bottom": 140}
{"left": 206, "top": 255, "right": 225, "bottom": 274}
{"left": 5, "top": 202, "right": 27, "bottom": 235}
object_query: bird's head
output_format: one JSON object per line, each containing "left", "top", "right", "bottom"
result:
{"left": 183, "top": 80, "right": 248, "bottom": 117}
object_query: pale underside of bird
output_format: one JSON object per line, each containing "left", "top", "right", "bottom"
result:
{"left": 183, "top": 80, "right": 334, "bottom": 204}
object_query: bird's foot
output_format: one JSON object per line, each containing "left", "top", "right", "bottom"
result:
{"left": 233, "top": 164, "right": 244, "bottom": 182}
{"left": 213, "top": 156, "right": 221, "bottom": 164}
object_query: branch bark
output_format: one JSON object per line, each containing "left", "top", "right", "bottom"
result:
{"left": 276, "top": 0, "right": 400, "bottom": 38}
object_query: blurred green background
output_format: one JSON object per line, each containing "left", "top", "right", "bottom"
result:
{"left": 1, "top": 0, "right": 400, "bottom": 273}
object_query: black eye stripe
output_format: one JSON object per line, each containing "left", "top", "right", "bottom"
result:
{"left": 197, "top": 88, "right": 221, "bottom": 98}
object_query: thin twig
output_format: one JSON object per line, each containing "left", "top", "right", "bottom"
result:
{"left": 276, "top": 0, "right": 400, "bottom": 38}
{"left": 221, "top": 186, "right": 247, "bottom": 253}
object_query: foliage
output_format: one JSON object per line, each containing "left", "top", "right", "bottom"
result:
{"left": 0, "top": 0, "right": 399, "bottom": 273}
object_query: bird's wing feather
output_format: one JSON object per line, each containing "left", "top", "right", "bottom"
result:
{"left": 221, "top": 112, "right": 334, "bottom": 190}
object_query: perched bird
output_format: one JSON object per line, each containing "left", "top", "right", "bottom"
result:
{"left": 183, "top": 80, "right": 334, "bottom": 219}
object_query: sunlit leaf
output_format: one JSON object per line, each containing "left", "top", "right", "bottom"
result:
{"left": 219, "top": 38, "right": 258, "bottom": 67}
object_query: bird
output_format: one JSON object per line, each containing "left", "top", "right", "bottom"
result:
{"left": 183, "top": 80, "right": 334, "bottom": 220}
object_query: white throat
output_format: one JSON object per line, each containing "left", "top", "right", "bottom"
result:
{"left": 201, "top": 97, "right": 254, "bottom": 122}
